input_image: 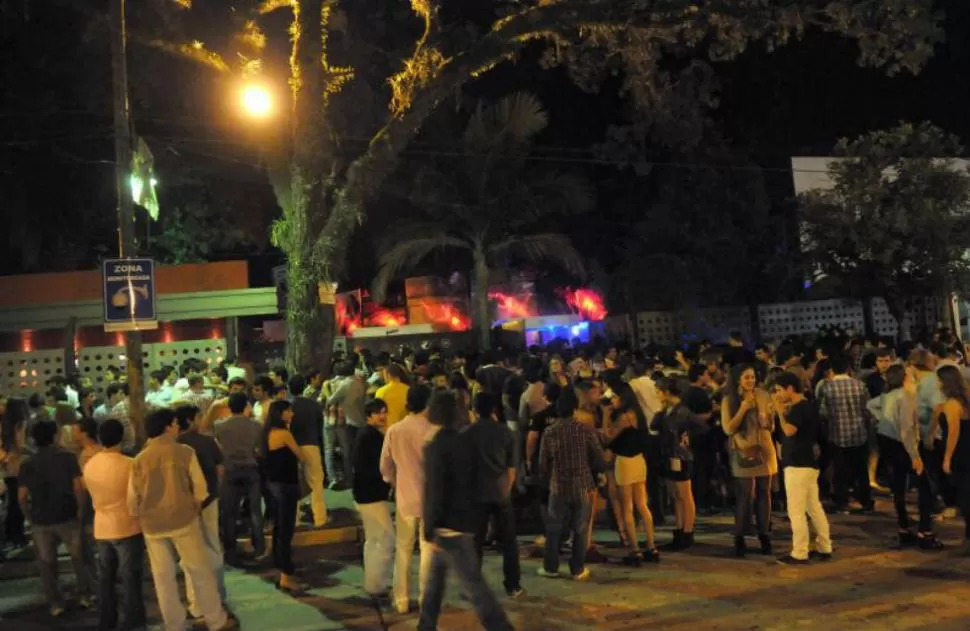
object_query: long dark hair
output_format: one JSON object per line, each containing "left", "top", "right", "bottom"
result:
{"left": 1, "top": 397, "right": 29, "bottom": 452}
{"left": 938, "top": 365, "right": 970, "bottom": 412}
{"left": 725, "top": 363, "right": 758, "bottom": 417}
{"left": 261, "top": 399, "right": 292, "bottom": 456}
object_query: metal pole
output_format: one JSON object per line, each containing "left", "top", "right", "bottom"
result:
{"left": 111, "top": 0, "right": 146, "bottom": 445}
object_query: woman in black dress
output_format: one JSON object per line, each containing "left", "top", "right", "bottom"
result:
{"left": 263, "top": 400, "right": 307, "bottom": 592}
{"left": 939, "top": 365, "right": 970, "bottom": 555}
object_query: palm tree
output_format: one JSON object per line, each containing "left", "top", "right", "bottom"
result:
{"left": 372, "top": 92, "right": 591, "bottom": 349}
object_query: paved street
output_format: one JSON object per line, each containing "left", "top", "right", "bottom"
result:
{"left": 4, "top": 495, "right": 970, "bottom": 630}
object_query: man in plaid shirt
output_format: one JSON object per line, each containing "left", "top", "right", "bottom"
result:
{"left": 817, "top": 354, "right": 873, "bottom": 513}
{"left": 538, "top": 388, "right": 606, "bottom": 581}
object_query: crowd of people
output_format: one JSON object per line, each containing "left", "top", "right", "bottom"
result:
{"left": 1, "top": 328, "right": 970, "bottom": 630}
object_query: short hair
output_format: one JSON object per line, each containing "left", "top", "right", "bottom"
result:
{"left": 386, "top": 364, "right": 407, "bottom": 382}
{"left": 687, "top": 364, "right": 707, "bottom": 383}
{"left": 146, "top": 408, "right": 177, "bottom": 439}
{"left": 829, "top": 354, "right": 851, "bottom": 375}
{"left": 211, "top": 365, "right": 228, "bottom": 381}
{"left": 253, "top": 375, "right": 274, "bottom": 392}
{"left": 449, "top": 371, "right": 469, "bottom": 391}
{"left": 174, "top": 405, "right": 200, "bottom": 431}
{"left": 772, "top": 371, "right": 802, "bottom": 392}
{"left": 873, "top": 348, "right": 893, "bottom": 360}
{"left": 406, "top": 384, "right": 431, "bottom": 413}
{"left": 105, "top": 382, "right": 129, "bottom": 399}
{"left": 288, "top": 375, "right": 307, "bottom": 396}
{"left": 428, "top": 390, "right": 459, "bottom": 428}
{"left": 188, "top": 375, "right": 205, "bottom": 388}
{"left": 365, "top": 398, "right": 387, "bottom": 418}
{"left": 473, "top": 392, "right": 497, "bottom": 420}
{"left": 228, "top": 392, "right": 250, "bottom": 414}
{"left": 78, "top": 417, "right": 99, "bottom": 442}
{"left": 270, "top": 365, "right": 289, "bottom": 382}
{"left": 907, "top": 348, "right": 933, "bottom": 371}
{"left": 150, "top": 369, "right": 169, "bottom": 383}
{"left": 556, "top": 387, "right": 580, "bottom": 417}
{"left": 32, "top": 420, "right": 58, "bottom": 447}
{"left": 228, "top": 376, "right": 248, "bottom": 389}
{"left": 98, "top": 418, "right": 125, "bottom": 448}
{"left": 656, "top": 376, "right": 686, "bottom": 398}
{"left": 47, "top": 385, "right": 67, "bottom": 403}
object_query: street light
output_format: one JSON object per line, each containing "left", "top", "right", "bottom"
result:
{"left": 241, "top": 84, "right": 273, "bottom": 118}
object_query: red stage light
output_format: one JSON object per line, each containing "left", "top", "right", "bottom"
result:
{"left": 562, "top": 288, "right": 608, "bottom": 321}
{"left": 488, "top": 291, "right": 536, "bottom": 319}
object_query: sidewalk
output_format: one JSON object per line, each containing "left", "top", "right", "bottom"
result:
{"left": 0, "top": 488, "right": 362, "bottom": 581}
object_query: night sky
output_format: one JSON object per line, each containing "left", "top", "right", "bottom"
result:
{"left": 1, "top": 1, "right": 968, "bottom": 304}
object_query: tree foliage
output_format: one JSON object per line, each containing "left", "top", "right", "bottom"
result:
{"left": 372, "top": 92, "right": 590, "bottom": 348}
{"left": 799, "top": 122, "right": 970, "bottom": 331}
{"left": 138, "top": 0, "right": 941, "bottom": 370}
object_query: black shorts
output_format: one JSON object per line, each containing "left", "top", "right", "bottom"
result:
{"left": 662, "top": 457, "right": 694, "bottom": 482}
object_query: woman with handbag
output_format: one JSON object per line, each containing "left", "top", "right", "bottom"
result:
{"left": 656, "top": 378, "right": 697, "bottom": 551}
{"left": 722, "top": 365, "right": 778, "bottom": 557}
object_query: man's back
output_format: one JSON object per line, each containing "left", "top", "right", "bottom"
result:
{"left": 129, "top": 435, "right": 204, "bottom": 535}
{"left": 423, "top": 427, "right": 478, "bottom": 537}
{"left": 83, "top": 451, "right": 140, "bottom": 540}
{"left": 541, "top": 419, "right": 603, "bottom": 501}
{"left": 19, "top": 445, "right": 80, "bottom": 526}
{"left": 177, "top": 431, "right": 223, "bottom": 504}
{"left": 819, "top": 376, "right": 869, "bottom": 447}
{"left": 290, "top": 396, "right": 323, "bottom": 446}
{"left": 375, "top": 381, "right": 409, "bottom": 427}
{"left": 214, "top": 415, "right": 262, "bottom": 469}
{"left": 463, "top": 419, "right": 515, "bottom": 503}
{"left": 380, "top": 413, "right": 435, "bottom": 518}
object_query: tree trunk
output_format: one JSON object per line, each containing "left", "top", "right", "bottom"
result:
{"left": 283, "top": 0, "right": 333, "bottom": 375}
{"left": 472, "top": 249, "right": 491, "bottom": 350}
{"left": 861, "top": 296, "right": 875, "bottom": 337}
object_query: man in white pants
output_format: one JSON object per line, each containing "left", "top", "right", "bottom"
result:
{"left": 379, "top": 385, "right": 436, "bottom": 614}
{"left": 353, "top": 399, "right": 395, "bottom": 596}
{"left": 771, "top": 372, "right": 833, "bottom": 565}
{"left": 129, "top": 409, "right": 236, "bottom": 631}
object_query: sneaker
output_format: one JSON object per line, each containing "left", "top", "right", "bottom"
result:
{"left": 809, "top": 550, "right": 833, "bottom": 562}
{"left": 536, "top": 567, "right": 559, "bottom": 578}
{"left": 78, "top": 595, "right": 95, "bottom": 609}
{"left": 918, "top": 534, "right": 945, "bottom": 550}
{"left": 394, "top": 599, "right": 409, "bottom": 614}
{"left": 507, "top": 586, "right": 526, "bottom": 599}
{"left": 776, "top": 554, "right": 809, "bottom": 566}
{"left": 572, "top": 567, "right": 591, "bottom": 581}
{"left": 50, "top": 605, "right": 65, "bottom": 617}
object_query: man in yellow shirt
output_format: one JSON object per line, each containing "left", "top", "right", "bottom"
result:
{"left": 375, "top": 364, "right": 410, "bottom": 428}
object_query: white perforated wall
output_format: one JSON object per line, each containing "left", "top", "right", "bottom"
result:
{"left": 149, "top": 339, "right": 227, "bottom": 371}
{"left": 758, "top": 299, "right": 866, "bottom": 338}
{"left": 0, "top": 350, "right": 66, "bottom": 397}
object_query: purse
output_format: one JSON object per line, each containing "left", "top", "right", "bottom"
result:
{"left": 731, "top": 433, "right": 765, "bottom": 469}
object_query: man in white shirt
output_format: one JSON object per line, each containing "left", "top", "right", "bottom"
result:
{"left": 379, "top": 385, "right": 436, "bottom": 614}
{"left": 83, "top": 419, "right": 146, "bottom": 630}
{"left": 128, "top": 409, "right": 237, "bottom": 631}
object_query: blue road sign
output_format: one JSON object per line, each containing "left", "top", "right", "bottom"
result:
{"left": 103, "top": 258, "right": 158, "bottom": 332}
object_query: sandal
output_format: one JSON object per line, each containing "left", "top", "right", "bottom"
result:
{"left": 275, "top": 578, "right": 310, "bottom": 594}
{"left": 917, "top": 533, "right": 945, "bottom": 551}
{"left": 642, "top": 548, "right": 661, "bottom": 563}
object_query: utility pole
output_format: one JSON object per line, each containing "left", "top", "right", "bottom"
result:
{"left": 110, "top": 0, "right": 146, "bottom": 446}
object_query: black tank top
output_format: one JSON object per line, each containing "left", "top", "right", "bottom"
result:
{"left": 265, "top": 445, "right": 299, "bottom": 485}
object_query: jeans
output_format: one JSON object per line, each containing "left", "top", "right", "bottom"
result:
{"left": 543, "top": 493, "right": 593, "bottom": 576}
{"left": 32, "top": 520, "right": 94, "bottom": 608}
{"left": 144, "top": 520, "right": 228, "bottom": 631}
{"left": 324, "top": 424, "right": 355, "bottom": 484}
{"left": 832, "top": 443, "right": 873, "bottom": 509}
{"left": 879, "top": 435, "right": 913, "bottom": 530}
{"left": 473, "top": 500, "right": 521, "bottom": 593}
{"left": 418, "top": 532, "right": 514, "bottom": 631}
{"left": 298, "top": 445, "right": 328, "bottom": 526}
{"left": 918, "top": 445, "right": 940, "bottom": 532}
{"left": 4, "top": 476, "right": 26, "bottom": 546}
{"left": 734, "top": 475, "right": 772, "bottom": 537}
{"left": 393, "top": 513, "right": 434, "bottom": 611}
{"left": 356, "top": 501, "right": 395, "bottom": 595}
{"left": 97, "top": 534, "right": 146, "bottom": 630}
{"left": 783, "top": 467, "right": 832, "bottom": 560}
{"left": 268, "top": 482, "right": 299, "bottom": 575}
{"left": 221, "top": 466, "right": 265, "bottom": 559}
{"left": 185, "top": 501, "right": 225, "bottom": 616}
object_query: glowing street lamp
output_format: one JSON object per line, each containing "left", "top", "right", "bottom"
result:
{"left": 241, "top": 84, "right": 273, "bottom": 118}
